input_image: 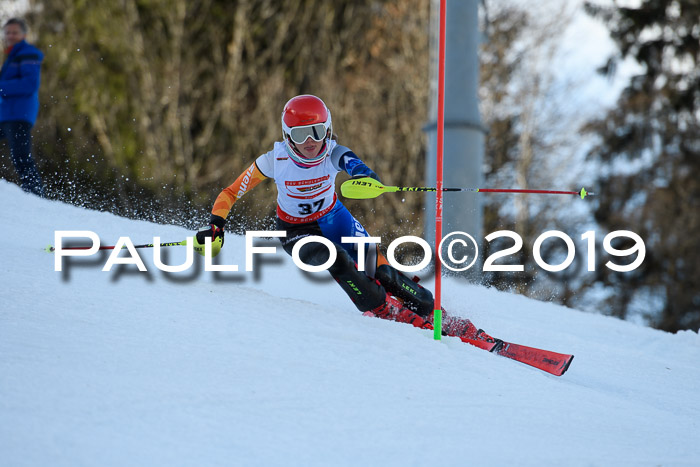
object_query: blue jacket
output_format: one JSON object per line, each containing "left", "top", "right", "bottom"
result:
{"left": 0, "top": 40, "right": 44, "bottom": 124}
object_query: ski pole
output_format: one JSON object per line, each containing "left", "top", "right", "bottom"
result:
{"left": 340, "top": 177, "right": 594, "bottom": 200}
{"left": 45, "top": 240, "right": 188, "bottom": 253}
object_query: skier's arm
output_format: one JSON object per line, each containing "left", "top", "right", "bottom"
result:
{"left": 331, "top": 145, "right": 381, "bottom": 182}
{"left": 194, "top": 161, "right": 267, "bottom": 256}
{"left": 210, "top": 161, "right": 268, "bottom": 225}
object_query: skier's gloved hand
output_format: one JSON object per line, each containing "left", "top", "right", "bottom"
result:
{"left": 196, "top": 224, "right": 224, "bottom": 244}
{"left": 350, "top": 169, "right": 381, "bottom": 183}
{"left": 194, "top": 215, "right": 225, "bottom": 257}
{"left": 342, "top": 153, "right": 381, "bottom": 183}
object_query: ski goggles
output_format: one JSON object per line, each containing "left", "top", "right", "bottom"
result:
{"left": 286, "top": 123, "right": 329, "bottom": 145}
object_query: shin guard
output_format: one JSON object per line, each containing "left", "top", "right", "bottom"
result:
{"left": 374, "top": 264, "right": 434, "bottom": 317}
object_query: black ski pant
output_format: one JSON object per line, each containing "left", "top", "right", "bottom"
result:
{"left": 276, "top": 217, "right": 435, "bottom": 316}
{"left": 277, "top": 217, "right": 387, "bottom": 312}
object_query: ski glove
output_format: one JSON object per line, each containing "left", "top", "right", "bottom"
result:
{"left": 350, "top": 170, "right": 381, "bottom": 183}
{"left": 341, "top": 152, "right": 381, "bottom": 183}
{"left": 196, "top": 224, "right": 224, "bottom": 244}
{"left": 194, "top": 215, "right": 225, "bottom": 256}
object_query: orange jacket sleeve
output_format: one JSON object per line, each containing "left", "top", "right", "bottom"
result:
{"left": 211, "top": 162, "right": 267, "bottom": 219}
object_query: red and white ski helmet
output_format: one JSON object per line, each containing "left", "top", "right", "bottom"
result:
{"left": 281, "top": 95, "right": 333, "bottom": 167}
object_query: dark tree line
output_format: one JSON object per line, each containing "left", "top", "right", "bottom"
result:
{"left": 476, "top": 0, "right": 699, "bottom": 331}
{"left": 584, "top": 0, "right": 700, "bottom": 331}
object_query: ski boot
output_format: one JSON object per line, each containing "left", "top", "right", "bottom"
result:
{"left": 438, "top": 309, "right": 479, "bottom": 339}
{"left": 435, "top": 308, "right": 498, "bottom": 342}
{"left": 363, "top": 294, "right": 433, "bottom": 331}
{"left": 374, "top": 265, "right": 434, "bottom": 317}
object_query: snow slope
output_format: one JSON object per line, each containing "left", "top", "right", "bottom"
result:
{"left": 1, "top": 180, "right": 699, "bottom": 466}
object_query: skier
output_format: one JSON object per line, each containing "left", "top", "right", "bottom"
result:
{"left": 194, "top": 94, "right": 475, "bottom": 336}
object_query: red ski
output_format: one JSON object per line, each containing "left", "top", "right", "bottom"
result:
{"left": 364, "top": 302, "right": 574, "bottom": 376}
{"left": 459, "top": 332, "right": 574, "bottom": 377}
{"left": 440, "top": 309, "right": 574, "bottom": 376}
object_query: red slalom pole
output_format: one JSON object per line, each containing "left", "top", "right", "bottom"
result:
{"left": 433, "top": 0, "right": 447, "bottom": 341}
{"left": 474, "top": 188, "right": 589, "bottom": 196}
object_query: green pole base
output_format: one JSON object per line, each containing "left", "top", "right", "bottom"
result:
{"left": 433, "top": 309, "right": 442, "bottom": 340}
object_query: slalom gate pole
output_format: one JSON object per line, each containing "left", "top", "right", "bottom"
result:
{"left": 45, "top": 240, "right": 188, "bottom": 253}
{"left": 433, "top": 0, "right": 447, "bottom": 341}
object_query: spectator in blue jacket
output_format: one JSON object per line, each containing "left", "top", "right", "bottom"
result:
{"left": 0, "top": 18, "right": 44, "bottom": 196}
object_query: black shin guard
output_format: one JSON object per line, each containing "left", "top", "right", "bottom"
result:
{"left": 374, "top": 264, "right": 434, "bottom": 317}
{"left": 296, "top": 241, "right": 386, "bottom": 312}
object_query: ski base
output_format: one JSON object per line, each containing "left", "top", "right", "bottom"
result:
{"left": 459, "top": 334, "right": 574, "bottom": 376}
